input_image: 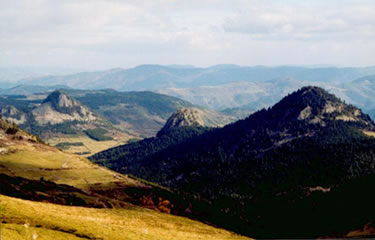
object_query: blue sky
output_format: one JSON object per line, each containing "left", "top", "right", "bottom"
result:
{"left": 0, "top": 0, "right": 374, "bottom": 69}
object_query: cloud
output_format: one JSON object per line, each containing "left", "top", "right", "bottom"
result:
{"left": 222, "top": 2, "right": 375, "bottom": 41}
{"left": 0, "top": 0, "right": 374, "bottom": 68}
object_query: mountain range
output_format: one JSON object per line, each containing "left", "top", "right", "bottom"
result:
{"left": 2, "top": 63, "right": 375, "bottom": 238}
{"left": 91, "top": 86, "right": 375, "bottom": 238}
{"left": 3, "top": 65, "right": 375, "bottom": 120}
{"left": 2, "top": 85, "right": 375, "bottom": 238}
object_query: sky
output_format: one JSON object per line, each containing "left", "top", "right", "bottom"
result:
{"left": 0, "top": 0, "right": 374, "bottom": 69}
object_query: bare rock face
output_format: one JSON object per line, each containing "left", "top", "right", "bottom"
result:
{"left": 165, "top": 108, "right": 205, "bottom": 128}
{"left": 32, "top": 90, "right": 97, "bottom": 125}
{"left": 289, "top": 86, "right": 371, "bottom": 127}
{"left": 0, "top": 105, "right": 26, "bottom": 125}
{"left": 298, "top": 106, "right": 312, "bottom": 120}
{"left": 158, "top": 107, "right": 204, "bottom": 134}
{"left": 157, "top": 107, "right": 236, "bottom": 137}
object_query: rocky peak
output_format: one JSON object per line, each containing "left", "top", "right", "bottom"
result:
{"left": 1, "top": 105, "right": 20, "bottom": 116}
{"left": 268, "top": 86, "right": 373, "bottom": 127}
{"left": 157, "top": 108, "right": 205, "bottom": 136}
{"left": 43, "top": 90, "right": 78, "bottom": 110}
{"left": 33, "top": 90, "right": 96, "bottom": 125}
{"left": 0, "top": 105, "right": 26, "bottom": 125}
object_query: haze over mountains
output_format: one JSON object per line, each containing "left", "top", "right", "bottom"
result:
{"left": 3, "top": 65, "right": 375, "bottom": 120}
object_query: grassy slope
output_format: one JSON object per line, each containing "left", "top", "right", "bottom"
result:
{"left": 0, "top": 195, "right": 249, "bottom": 240}
{"left": 0, "top": 143, "right": 141, "bottom": 190}
{"left": 47, "top": 134, "right": 129, "bottom": 157}
{"left": 0, "top": 128, "right": 250, "bottom": 239}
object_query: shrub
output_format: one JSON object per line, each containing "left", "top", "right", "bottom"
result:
{"left": 6, "top": 125, "right": 19, "bottom": 135}
{"left": 84, "top": 128, "right": 112, "bottom": 141}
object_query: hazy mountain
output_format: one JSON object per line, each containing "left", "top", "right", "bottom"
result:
{"left": 16, "top": 65, "right": 375, "bottom": 114}
{"left": 91, "top": 86, "right": 375, "bottom": 238}
{"left": 19, "top": 64, "right": 375, "bottom": 90}
{"left": 340, "top": 75, "right": 375, "bottom": 111}
{"left": 0, "top": 66, "right": 83, "bottom": 83}
{"left": 0, "top": 84, "right": 69, "bottom": 96}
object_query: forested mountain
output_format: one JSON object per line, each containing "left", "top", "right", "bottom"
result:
{"left": 91, "top": 107, "right": 212, "bottom": 170}
{"left": 90, "top": 86, "right": 375, "bottom": 238}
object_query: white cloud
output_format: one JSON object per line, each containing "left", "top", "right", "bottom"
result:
{"left": 0, "top": 0, "right": 374, "bottom": 68}
{"left": 223, "top": 3, "right": 375, "bottom": 41}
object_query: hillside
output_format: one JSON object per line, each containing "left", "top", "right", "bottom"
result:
{"left": 0, "top": 117, "right": 250, "bottom": 240}
{"left": 0, "top": 89, "right": 234, "bottom": 155}
{"left": 0, "top": 90, "right": 130, "bottom": 156}
{"left": 90, "top": 86, "right": 375, "bottom": 238}
{"left": 91, "top": 107, "right": 212, "bottom": 171}
{"left": 67, "top": 89, "right": 197, "bottom": 137}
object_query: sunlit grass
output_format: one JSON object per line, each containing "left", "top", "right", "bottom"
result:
{"left": 1, "top": 195, "right": 250, "bottom": 240}
{"left": 47, "top": 134, "right": 129, "bottom": 157}
{"left": 0, "top": 144, "right": 142, "bottom": 190}
{"left": 0, "top": 136, "right": 251, "bottom": 239}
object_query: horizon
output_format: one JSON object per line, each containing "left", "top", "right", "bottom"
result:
{"left": 2, "top": 63, "right": 375, "bottom": 72}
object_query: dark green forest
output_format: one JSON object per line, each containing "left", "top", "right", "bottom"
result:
{"left": 90, "top": 87, "right": 375, "bottom": 238}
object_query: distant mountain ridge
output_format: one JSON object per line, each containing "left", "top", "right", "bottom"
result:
{"left": 19, "top": 65, "right": 375, "bottom": 91}
{"left": 9, "top": 64, "right": 375, "bottom": 116}
{"left": 0, "top": 84, "right": 70, "bottom": 96}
